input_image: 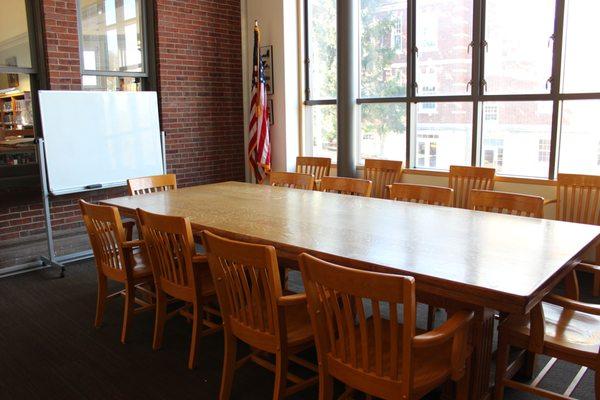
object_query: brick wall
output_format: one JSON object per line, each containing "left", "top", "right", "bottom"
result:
{"left": 0, "top": 0, "right": 245, "bottom": 259}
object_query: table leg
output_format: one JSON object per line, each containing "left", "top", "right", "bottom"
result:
{"left": 470, "top": 307, "right": 495, "bottom": 400}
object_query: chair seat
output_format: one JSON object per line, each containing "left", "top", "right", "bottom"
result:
{"left": 330, "top": 318, "right": 451, "bottom": 396}
{"left": 502, "top": 302, "right": 600, "bottom": 357}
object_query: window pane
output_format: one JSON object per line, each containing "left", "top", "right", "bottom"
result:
{"left": 484, "top": 0, "right": 554, "bottom": 94}
{"left": 415, "top": 102, "right": 472, "bottom": 170}
{"left": 0, "top": 73, "right": 34, "bottom": 137}
{"left": 558, "top": 100, "right": 600, "bottom": 174}
{"left": 360, "top": 0, "right": 407, "bottom": 98}
{"left": 562, "top": 0, "right": 600, "bottom": 93}
{"left": 82, "top": 75, "right": 141, "bottom": 91}
{"left": 307, "top": 0, "right": 337, "bottom": 100}
{"left": 79, "top": 0, "right": 144, "bottom": 73}
{"left": 415, "top": 0, "right": 472, "bottom": 96}
{"left": 305, "top": 104, "right": 337, "bottom": 160}
{"left": 359, "top": 103, "right": 406, "bottom": 163}
{"left": 481, "top": 101, "right": 553, "bottom": 178}
{"left": 0, "top": 0, "right": 32, "bottom": 69}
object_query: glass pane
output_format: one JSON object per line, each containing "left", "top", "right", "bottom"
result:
{"left": 481, "top": 101, "right": 553, "bottom": 178}
{"left": 559, "top": 100, "right": 600, "bottom": 174}
{"left": 359, "top": 103, "right": 406, "bottom": 163}
{"left": 0, "top": 73, "right": 34, "bottom": 137}
{"left": 415, "top": 0, "right": 472, "bottom": 96}
{"left": 307, "top": 0, "right": 337, "bottom": 100}
{"left": 360, "top": 0, "right": 407, "bottom": 98}
{"left": 562, "top": 0, "right": 600, "bottom": 93}
{"left": 484, "top": 0, "right": 554, "bottom": 94}
{"left": 82, "top": 75, "right": 141, "bottom": 91}
{"left": 306, "top": 104, "right": 337, "bottom": 160}
{"left": 79, "top": 0, "right": 144, "bottom": 73}
{"left": 415, "top": 102, "right": 472, "bottom": 170}
{"left": 0, "top": 0, "right": 32, "bottom": 69}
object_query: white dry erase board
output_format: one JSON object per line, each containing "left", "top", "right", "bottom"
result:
{"left": 39, "top": 91, "right": 164, "bottom": 195}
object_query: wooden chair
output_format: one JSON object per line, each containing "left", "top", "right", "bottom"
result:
{"left": 363, "top": 159, "right": 403, "bottom": 199}
{"left": 448, "top": 166, "right": 495, "bottom": 209}
{"left": 270, "top": 172, "right": 315, "bottom": 190}
{"left": 298, "top": 253, "right": 474, "bottom": 400}
{"left": 546, "top": 173, "right": 600, "bottom": 297}
{"left": 137, "top": 208, "right": 220, "bottom": 369}
{"left": 469, "top": 189, "right": 544, "bottom": 218}
{"left": 495, "top": 295, "right": 600, "bottom": 400}
{"left": 127, "top": 174, "right": 177, "bottom": 196}
{"left": 79, "top": 200, "right": 155, "bottom": 344}
{"left": 296, "top": 156, "right": 331, "bottom": 189}
{"left": 201, "top": 230, "right": 318, "bottom": 400}
{"left": 320, "top": 176, "right": 372, "bottom": 197}
{"left": 390, "top": 183, "right": 454, "bottom": 206}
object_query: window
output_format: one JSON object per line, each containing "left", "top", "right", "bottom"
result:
{"left": 0, "top": 0, "right": 40, "bottom": 141}
{"left": 303, "top": 0, "right": 600, "bottom": 179}
{"left": 305, "top": 105, "right": 337, "bottom": 160}
{"left": 360, "top": 0, "right": 407, "bottom": 98}
{"left": 78, "top": 0, "right": 148, "bottom": 91}
{"left": 562, "top": 0, "right": 600, "bottom": 93}
{"left": 415, "top": 102, "right": 472, "bottom": 171}
{"left": 558, "top": 100, "right": 600, "bottom": 174}
{"left": 416, "top": 0, "right": 472, "bottom": 96}
{"left": 484, "top": 0, "right": 555, "bottom": 94}
{"left": 307, "top": 0, "right": 337, "bottom": 100}
{"left": 359, "top": 103, "right": 406, "bottom": 163}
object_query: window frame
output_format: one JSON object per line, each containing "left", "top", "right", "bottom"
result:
{"left": 76, "top": 0, "right": 156, "bottom": 91}
{"left": 303, "top": 0, "right": 600, "bottom": 180}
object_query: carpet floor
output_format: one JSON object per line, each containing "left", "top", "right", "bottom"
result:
{"left": 0, "top": 260, "right": 596, "bottom": 399}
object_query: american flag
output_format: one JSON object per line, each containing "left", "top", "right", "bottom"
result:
{"left": 248, "top": 21, "right": 271, "bottom": 183}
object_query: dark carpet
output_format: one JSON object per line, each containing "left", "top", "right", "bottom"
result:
{"left": 0, "top": 261, "right": 595, "bottom": 399}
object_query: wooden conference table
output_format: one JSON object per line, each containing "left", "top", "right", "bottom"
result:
{"left": 101, "top": 181, "right": 600, "bottom": 399}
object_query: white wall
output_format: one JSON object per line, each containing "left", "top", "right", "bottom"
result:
{"left": 243, "top": 0, "right": 301, "bottom": 177}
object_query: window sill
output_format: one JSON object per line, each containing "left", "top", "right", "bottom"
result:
{"left": 348, "top": 165, "right": 558, "bottom": 186}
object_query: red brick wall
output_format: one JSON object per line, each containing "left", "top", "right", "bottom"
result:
{"left": 0, "top": 0, "right": 245, "bottom": 250}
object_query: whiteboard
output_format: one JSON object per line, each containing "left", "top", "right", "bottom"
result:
{"left": 39, "top": 91, "right": 164, "bottom": 195}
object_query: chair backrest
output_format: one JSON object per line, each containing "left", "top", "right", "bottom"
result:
{"left": 79, "top": 200, "right": 129, "bottom": 281}
{"left": 295, "top": 156, "right": 331, "bottom": 180}
{"left": 555, "top": 173, "right": 600, "bottom": 225}
{"left": 270, "top": 171, "right": 315, "bottom": 190}
{"left": 137, "top": 208, "right": 198, "bottom": 301}
{"left": 390, "top": 183, "right": 453, "bottom": 206}
{"left": 128, "top": 174, "right": 177, "bottom": 196}
{"left": 320, "top": 176, "right": 373, "bottom": 197}
{"left": 469, "top": 189, "right": 544, "bottom": 218}
{"left": 201, "top": 230, "right": 284, "bottom": 349}
{"left": 363, "top": 159, "right": 403, "bottom": 199}
{"left": 448, "top": 165, "right": 495, "bottom": 209}
{"left": 299, "top": 253, "right": 416, "bottom": 399}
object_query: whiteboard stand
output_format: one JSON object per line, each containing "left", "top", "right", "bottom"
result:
{"left": 35, "top": 132, "right": 167, "bottom": 278}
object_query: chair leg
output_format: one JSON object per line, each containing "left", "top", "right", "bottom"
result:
{"left": 595, "top": 369, "right": 600, "bottom": 400}
{"left": 494, "top": 336, "right": 510, "bottom": 400}
{"left": 427, "top": 305, "right": 436, "bottom": 330}
{"left": 273, "top": 350, "right": 288, "bottom": 400}
{"left": 95, "top": 275, "right": 107, "bottom": 328}
{"left": 517, "top": 351, "right": 536, "bottom": 380}
{"left": 188, "top": 303, "right": 202, "bottom": 370}
{"left": 152, "top": 290, "right": 167, "bottom": 350}
{"left": 121, "top": 283, "right": 135, "bottom": 344}
{"left": 219, "top": 331, "right": 237, "bottom": 400}
{"left": 456, "top": 356, "right": 471, "bottom": 400}
{"left": 318, "top": 371, "right": 333, "bottom": 400}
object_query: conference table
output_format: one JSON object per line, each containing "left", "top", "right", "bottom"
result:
{"left": 101, "top": 181, "right": 600, "bottom": 399}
